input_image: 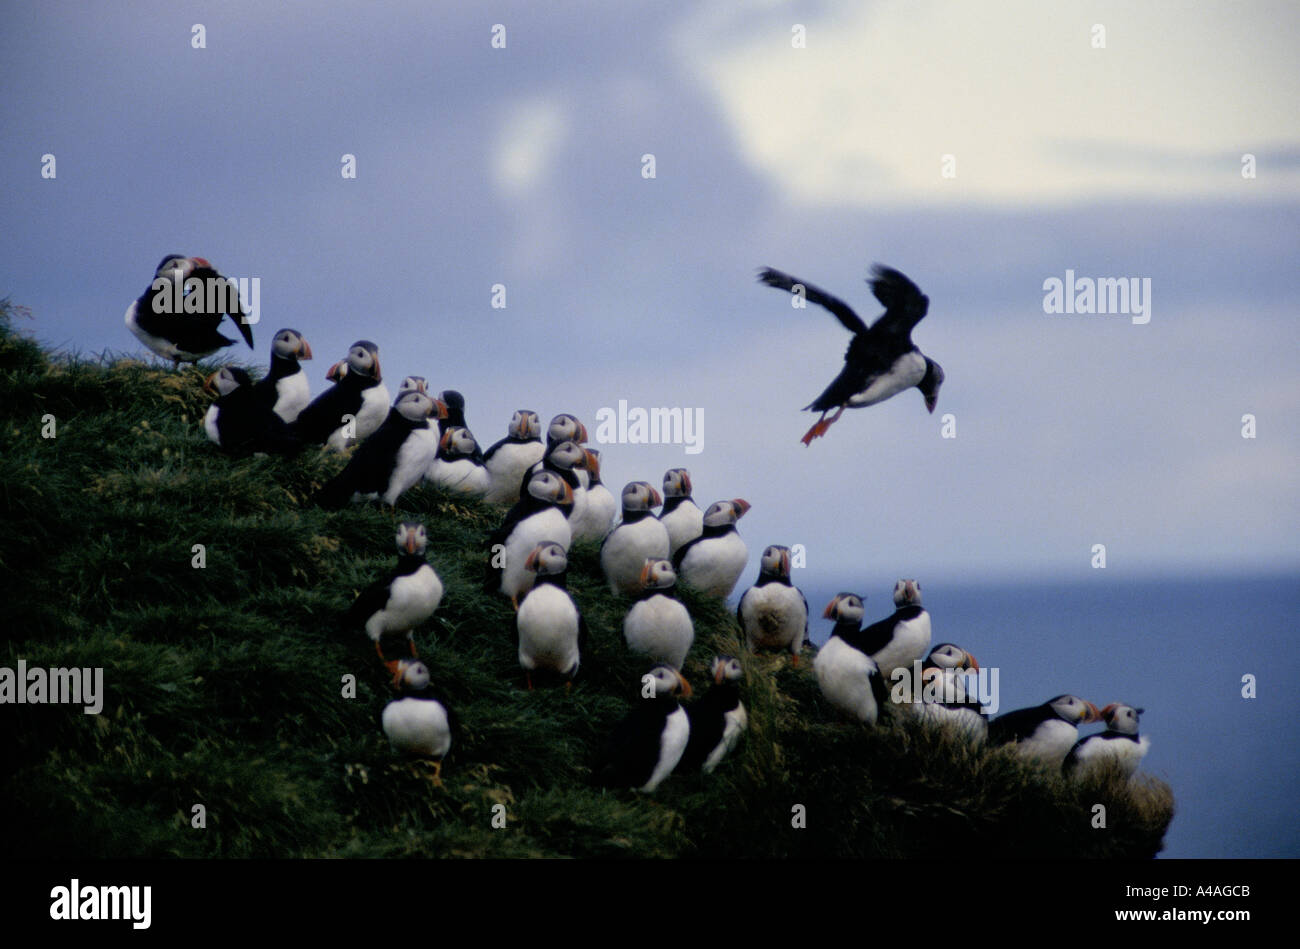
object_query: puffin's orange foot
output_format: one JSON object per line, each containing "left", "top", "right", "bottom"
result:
{"left": 800, "top": 407, "right": 844, "bottom": 445}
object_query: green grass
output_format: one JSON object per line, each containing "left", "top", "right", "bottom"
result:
{"left": 0, "top": 302, "right": 1174, "bottom": 858}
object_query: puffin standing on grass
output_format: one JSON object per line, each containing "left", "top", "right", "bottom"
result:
{"left": 989, "top": 695, "right": 1102, "bottom": 767}
{"left": 673, "top": 499, "right": 751, "bottom": 598}
{"left": 597, "top": 665, "right": 692, "bottom": 793}
{"left": 737, "top": 545, "right": 808, "bottom": 663}
{"left": 757, "top": 264, "right": 944, "bottom": 444}
{"left": 382, "top": 659, "right": 453, "bottom": 787}
{"left": 601, "top": 482, "right": 669, "bottom": 595}
{"left": 347, "top": 523, "right": 444, "bottom": 676}
{"left": 676, "top": 656, "right": 747, "bottom": 775}
{"left": 202, "top": 367, "right": 301, "bottom": 456}
{"left": 1063, "top": 704, "right": 1149, "bottom": 779}
{"left": 253, "top": 328, "right": 313, "bottom": 422}
{"left": 855, "top": 579, "right": 932, "bottom": 682}
{"left": 813, "top": 593, "right": 888, "bottom": 725}
{"left": 125, "top": 255, "right": 254, "bottom": 367}
{"left": 293, "top": 341, "right": 389, "bottom": 452}
{"left": 485, "top": 470, "right": 574, "bottom": 608}
{"left": 483, "top": 410, "right": 545, "bottom": 505}
{"left": 516, "top": 542, "right": 587, "bottom": 689}
{"left": 426, "top": 427, "right": 492, "bottom": 497}
{"left": 623, "top": 559, "right": 694, "bottom": 669}
{"left": 660, "top": 468, "right": 703, "bottom": 556}
{"left": 915, "top": 643, "right": 987, "bottom": 740}
{"left": 569, "top": 449, "right": 617, "bottom": 543}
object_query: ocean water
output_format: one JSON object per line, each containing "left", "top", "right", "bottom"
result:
{"left": 783, "top": 571, "right": 1300, "bottom": 858}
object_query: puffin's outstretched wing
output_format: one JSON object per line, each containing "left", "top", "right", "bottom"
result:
{"left": 758, "top": 268, "right": 869, "bottom": 335}
{"left": 866, "top": 266, "right": 929, "bottom": 337}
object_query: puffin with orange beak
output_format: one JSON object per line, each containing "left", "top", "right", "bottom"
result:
{"left": 516, "top": 542, "right": 586, "bottom": 689}
{"left": 291, "top": 340, "right": 389, "bottom": 452}
{"left": 623, "top": 559, "right": 694, "bottom": 669}
{"left": 854, "top": 579, "right": 932, "bottom": 681}
{"left": 569, "top": 449, "right": 617, "bottom": 543}
{"left": 660, "top": 468, "right": 703, "bottom": 556}
{"left": 1063, "top": 703, "right": 1150, "bottom": 779}
{"left": 757, "top": 263, "right": 943, "bottom": 444}
{"left": 598, "top": 665, "right": 692, "bottom": 793}
{"left": 813, "top": 593, "right": 888, "bottom": 725}
{"left": 125, "top": 254, "right": 254, "bottom": 367}
{"left": 673, "top": 499, "right": 752, "bottom": 599}
{"left": 914, "top": 644, "right": 988, "bottom": 740}
{"left": 347, "top": 523, "right": 444, "bottom": 677}
{"left": 485, "top": 470, "right": 575, "bottom": 608}
{"left": 426, "top": 426, "right": 491, "bottom": 497}
{"left": 202, "top": 366, "right": 300, "bottom": 455}
{"left": 989, "top": 695, "right": 1103, "bottom": 768}
{"left": 483, "top": 410, "right": 545, "bottom": 506}
{"left": 676, "top": 656, "right": 747, "bottom": 775}
{"left": 737, "top": 545, "right": 808, "bottom": 663}
{"left": 382, "top": 658, "right": 453, "bottom": 787}
{"left": 601, "top": 481, "right": 670, "bottom": 595}
{"left": 253, "top": 328, "right": 313, "bottom": 422}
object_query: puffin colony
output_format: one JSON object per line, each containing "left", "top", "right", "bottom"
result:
{"left": 112, "top": 254, "right": 1152, "bottom": 797}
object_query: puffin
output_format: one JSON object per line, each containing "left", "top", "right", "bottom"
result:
{"left": 758, "top": 263, "right": 944, "bottom": 444}
{"left": 623, "top": 559, "right": 694, "bottom": 669}
{"left": 346, "top": 522, "right": 444, "bottom": 675}
{"left": 597, "top": 665, "right": 692, "bottom": 793}
{"left": 426, "top": 426, "right": 492, "bottom": 497}
{"left": 854, "top": 579, "right": 932, "bottom": 682}
{"left": 436, "top": 390, "right": 476, "bottom": 441}
{"left": 542, "top": 413, "right": 589, "bottom": 452}
{"left": 673, "top": 499, "right": 752, "bottom": 599}
{"left": 485, "top": 470, "right": 574, "bottom": 608}
{"left": 483, "top": 410, "right": 545, "bottom": 505}
{"left": 600, "top": 482, "right": 669, "bottom": 595}
{"left": 382, "top": 658, "right": 453, "bottom": 786}
{"left": 914, "top": 643, "right": 987, "bottom": 740}
{"left": 989, "top": 695, "right": 1103, "bottom": 767}
{"left": 1063, "top": 704, "right": 1150, "bottom": 779}
{"left": 202, "top": 366, "right": 301, "bottom": 456}
{"left": 124, "top": 254, "right": 254, "bottom": 367}
{"left": 661, "top": 468, "right": 703, "bottom": 556}
{"left": 516, "top": 541, "right": 587, "bottom": 689}
{"left": 315, "top": 390, "right": 448, "bottom": 509}
{"left": 524, "top": 440, "right": 591, "bottom": 524}
{"left": 737, "top": 545, "right": 808, "bottom": 663}
{"left": 569, "top": 449, "right": 617, "bottom": 543}
{"left": 292, "top": 340, "right": 389, "bottom": 452}
{"left": 252, "top": 328, "right": 313, "bottom": 422}
{"left": 813, "top": 593, "right": 888, "bottom": 725}
{"left": 676, "top": 656, "right": 747, "bottom": 775}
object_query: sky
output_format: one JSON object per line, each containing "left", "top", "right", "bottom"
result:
{"left": 1, "top": 1, "right": 1297, "bottom": 857}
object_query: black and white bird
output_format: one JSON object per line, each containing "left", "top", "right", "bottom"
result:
{"left": 125, "top": 255, "right": 254, "bottom": 366}
{"left": 661, "top": 468, "right": 703, "bottom": 556}
{"left": 813, "top": 593, "right": 888, "bottom": 725}
{"left": 524, "top": 439, "right": 591, "bottom": 523}
{"left": 623, "top": 559, "right": 694, "bottom": 669}
{"left": 855, "top": 579, "right": 932, "bottom": 681}
{"left": 436, "top": 390, "right": 474, "bottom": 440}
{"left": 758, "top": 264, "right": 944, "bottom": 444}
{"left": 601, "top": 482, "right": 669, "bottom": 595}
{"left": 483, "top": 410, "right": 545, "bottom": 505}
{"left": 569, "top": 449, "right": 617, "bottom": 543}
{"left": 516, "top": 542, "right": 587, "bottom": 689}
{"left": 737, "top": 545, "right": 808, "bottom": 663}
{"left": 1063, "top": 704, "right": 1149, "bottom": 779}
{"left": 597, "top": 665, "right": 692, "bottom": 793}
{"left": 673, "top": 499, "right": 751, "bottom": 598}
{"left": 914, "top": 643, "right": 988, "bottom": 741}
{"left": 989, "top": 695, "right": 1102, "bottom": 768}
{"left": 253, "top": 328, "right": 313, "bottom": 422}
{"left": 676, "top": 656, "right": 747, "bottom": 775}
{"left": 485, "top": 470, "right": 574, "bottom": 608}
{"left": 202, "top": 367, "right": 301, "bottom": 456}
{"left": 426, "top": 426, "right": 491, "bottom": 497}
{"left": 293, "top": 341, "right": 390, "bottom": 452}
{"left": 315, "top": 390, "right": 447, "bottom": 509}
{"left": 382, "top": 658, "right": 453, "bottom": 787}
{"left": 346, "top": 522, "right": 444, "bottom": 674}
{"left": 543, "top": 413, "right": 588, "bottom": 451}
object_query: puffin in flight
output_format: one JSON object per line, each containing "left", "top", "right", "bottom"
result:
{"left": 757, "top": 263, "right": 944, "bottom": 444}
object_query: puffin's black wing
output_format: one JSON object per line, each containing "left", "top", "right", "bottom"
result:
{"left": 346, "top": 575, "right": 393, "bottom": 630}
{"left": 866, "top": 266, "right": 929, "bottom": 338}
{"left": 758, "top": 268, "right": 869, "bottom": 335}
{"left": 293, "top": 384, "right": 353, "bottom": 445}
{"left": 315, "top": 415, "right": 404, "bottom": 508}
{"left": 988, "top": 705, "right": 1048, "bottom": 746}
{"left": 188, "top": 264, "right": 254, "bottom": 348}
{"left": 802, "top": 334, "right": 903, "bottom": 413}
{"left": 800, "top": 589, "right": 810, "bottom": 645}
{"left": 851, "top": 611, "right": 900, "bottom": 657}
{"left": 598, "top": 702, "right": 668, "bottom": 788}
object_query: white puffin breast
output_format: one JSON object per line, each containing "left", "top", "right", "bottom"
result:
{"left": 702, "top": 703, "right": 748, "bottom": 775}
{"left": 382, "top": 427, "right": 439, "bottom": 506}
{"left": 814, "top": 637, "right": 880, "bottom": 724}
{"left": 517, "top": 583, "right": 581, "bottom": 672}
{"left": 1072, "top": 734, "right": 1149, "bottom": 778}
{"left": 203, "top": 403, "right": 222, "bottom": 445}
{"left": 662, "top": 500, "right": 703, "bottom": 555}
{"left": 848, "top": 350, "right": 927, "bottom": 407}
{"left": 382, "top": 698, "right": 451, "bottom": 758}
{"left": 366, "top": 564, "right": 443, "bottom": 640}
{"left": 870, "top": 609, "right": 932, "bottom": 680}
{"left": 641, "top": 705, "right": 690, "bottom": 792}
{"left": 1020, "top": 719, "right": 1080, "bottom": 766}
{"left": 571, "top": 484, "right": 617, "bottom": 543}
{"left": 502, "top": 508, "right": 572, "bottom": 599}
{"left": 601, "top": 518, "right": 670, "bottom": 594}
{"left": 678, "top": 532, "right": 748, "bottom": 598}
{"left": 485, "top": 442, "right": 546, "bottom": 504}
{"left": 623, "top": 594, "right": 694, "bottom": 669}
{"left": 273, "top": 370, "right": 311, "bottom": 423}
{"left": 739, "top": 583, "right": 806, "bottom": 653}
{"left": 428, "top": 457, "right": 491, "bottom": 496}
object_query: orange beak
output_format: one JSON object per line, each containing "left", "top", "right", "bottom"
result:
{"left": 1084, "top": 702, "right": 1103, "bottom": 723}
{"left": 676, "top": 671, "right": 692, "bottom": 698}
{"left": 965, "top": 652, "right": 979, "bottom": 671}
{"left": 714, "top": 665, "right": 727, "bottom": 685}
{"left": 326, "top": 360, "right": 344, "bottom": 382}
{"left": 780, "top": 550, "right": 791, "bottom": 575}
{"left": 191, "top": 256, "right": 211, "bottom": 269}
{"left": 299, "top": 338, "right": 313, "bottom": 360}
{"left": 639, "top": 561, "right": 654, "bottom": 587}
{"left": 557, "top": 481, "right": 574, "bottom": 504}
{"left": 439, "top": 428, "right": 455, "bottom": 451}
{"left": 405, "top": 533, "right": 418, "bottom": 555}
{"left": 203, "top": 371, "right": 219, "bottom": 396}
{"left": 648, "top": 487, "right": 663, "bottom": 508}
{"left": 822, "top": 595, "right": 842, "bottom": 619}
{"left": 432, "top": 398, "right": 449, "bottom": 420}
{"left": 732, "top": 499, "right": 752, "bottom": 517}
{"left": 524, "top": 547, "right": 541, "bottom": 572}
{"left": 370, "top": 355, "right": 382, "bottom": 382}
{"left": 577, "top": 421, "right": 589, "bottom": 443}
{"left": 584, "top": 450, "right": 600, "bottom": 478}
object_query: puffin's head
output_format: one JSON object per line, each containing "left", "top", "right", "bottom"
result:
{"left": 345, "top": 340, "right": 381, "bottom": 381}
{"left": 920, "top": 358, "right": 945, "bottom": 414}
{"left": 395, "top": 522, "right": 428, "bottom": 557}
{"left": 548, "top": 414, "right": 588, "bottom": 445}
{"left": 702, "top": 498, "right": 750, "bottom": 528}
{"left": 638, "top": 558, "right": 677, "bottom": 592}
{"left": 760, "top": 545, "right": 792, "bottom": 579}
{"left": 1101, "top": 703, "right": 1143, "bottom": 734}
{"left": 398, "top": 375, "right": 428, "bottom": 397}
{"left": 1049, "top": 695, "right": 1102, "bottom": 725}
{"left": 823, "top": 592, "right": 866, "bottom": 624}
{"left": 526, "top": 470, "right": 574, "bottom": 507}
{"left": 509, "top": 410, "right": 542, "bottom": 440}
{"left": 545, "top": 440, "right": 588, "bottom": 474}
{"left": 710, "top": 655, "right": 743, "bottom": 685}
{"left": 438, "top": 390, "right": 465, "bottom": 418}
{"left": 642, "top": 665, "right": 691, "bottom": 699}
{"left": 524, "top": 541, "right": 568, "bottom": 576}
{"left": 392, "top": 658, "right": 431, "bottom": 693}
{"left": 439, "top": 426, "right": 478, "bottom": 457}
{"left": 621, "top": 481, "right": 662, "bottom": 513}
{"left": 663, "top": 468, "right": 692, "bottom": 499}
{"left": 924, "top": 643, "right": 978, "bottom": 672}
{"left": 204, "top": 366, "right": 251, "bottom": 397}
{"left": 154, "top": 255, "right": 194, "bottom": 282}
{"left": 271, "top": 328, "right": 312, "bottom": 361}
{"left": 394, "top": 390, "right": 446, "bottom": 423}
{"left": 893, "top": 579, "right": 922, "bottom": 607}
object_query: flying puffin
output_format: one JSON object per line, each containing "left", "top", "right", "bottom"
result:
{"left": 426, "top": 426, "right": 492, "bottom": 497}
{"left": 485, "top": 470, "right": 574, "bottom": 608}
{"left": 124, "top": 255, "right": 254, "bottom": 367}
{"left": 382, "top": 658, "right": 453, "bottom": 787}
{"left": 252, "top": 328, "right": 313, "bottom": 422}
{"left": 346, "top": 522, "right": 444, "bottom": 675}
{"left": 202, "top": 367, "right": 301, "bottom": 456}
{"left": 1063, "top": 704, "right": 1149, "bottom": 779}
{"left": 737, "top": 545, "right": 808, "bottom": 663}
{"left": 989, "top": 695, "right": 1103, "bottom": 768}
{"left": 661, "top": 468, "right": 703, "bottom": 556}
{"left": 601, "top": 481, "right": 669, "bottom": 595}
{"left": 623, "top": 559, "right": 694, "bottom": 669}
{"left": 813, "top": 593, "right": 888, "bottom": 724}
{"left": 292, "top": 341, "right": 389, "bottom": 452}
{"left": 676, "top": 656, "right": 747, "bottom": 775}
{"left": 315, "top": 390, "right": 447, "bottom": 509}
{"left": 914, "top": 643, "right": 987, "bottom": 740}
{"left": 483, "top": 410, "right": 545, "bottom": 505}
{"left": 673, "top": 499, "right": 751, "bottom": 598}
{"left": 597, "top": 665, "right": 692, "bottom": 793}
{"left": 516, "top": 542, "right": 587, "bottom": 689}
{"left": 854, "top": 579, "right": 932, "bottom": 682}
{"left": 758, "top": 264, "right": 944, "bottom": 444}
{"left": 569, "top": 449, "right": 617, "bottom": 543}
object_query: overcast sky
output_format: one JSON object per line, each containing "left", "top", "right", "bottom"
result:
{"left": 3, "top": 0, "right": 1297, "bottom": 584}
